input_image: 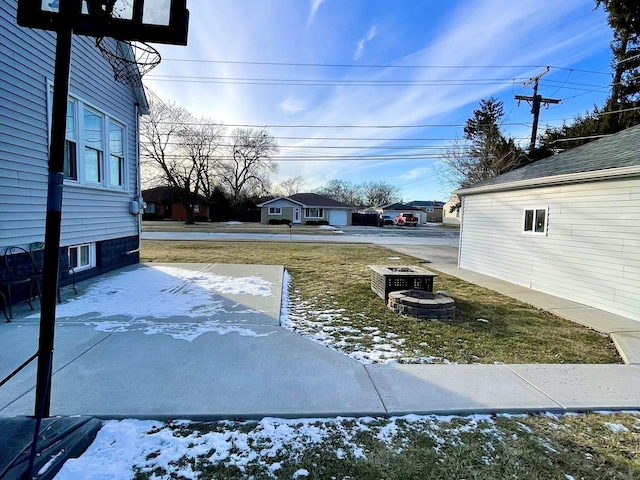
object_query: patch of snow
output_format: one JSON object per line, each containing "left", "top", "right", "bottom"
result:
{"left": 293, "top": 469, "right": 310, "bottom": 478}
{"left": 565, "top": 475, "right": 575, "bottom": 480}
{"left": 87, "top": 319, "right": 276, "bottom": 342}
{"left": 226, "top": 221, "right": 243, "bottom": 225}
{"left": 477, "top": 318, "right": 489, "bottom": 323}
{"left": 332, "top": 230, "right": 345, "bottom": 234}
{"left": 387, "top": 256, "right": 401, "bottom": 260}
{"left": 30, "top": 265, "right": 274, "bottom": 320}
{"left": 604, "top": 422, "right": 629, "bottom": 433}
{"left": 318, "top": 225, "right": 336, "bottom": 230}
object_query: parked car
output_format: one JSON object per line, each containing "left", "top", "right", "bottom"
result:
{"left": 395, "top": 213, "right": 419, "bottom": 226}
{"left": 379, "top": 214, "right": 395, "bottom": 226}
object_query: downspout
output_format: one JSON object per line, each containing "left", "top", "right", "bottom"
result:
{"left": 124, "top": 104, "right": 143, "bottom": 256}
{"left": 457, "top": 195, "right": 464, "bottom": 267}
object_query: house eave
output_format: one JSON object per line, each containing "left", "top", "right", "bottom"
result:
{"left": 257, "top": 197, "right": 305, "bottom": 207}
{"left": 456, "top": 165, "right": 640, "bottom": 196}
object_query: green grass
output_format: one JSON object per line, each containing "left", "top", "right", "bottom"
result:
{"left": 141, "top": 241, "right": 620, "bottom": 364}
{"left": 118, "top": 412, "right": 640, "bottom": 479}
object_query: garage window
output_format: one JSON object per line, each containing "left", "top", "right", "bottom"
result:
{"left": 524, "top": 207, "right": 548, "bottom": 235}
{"left": 268, "top": 207, "right": 282, "bottom": 215}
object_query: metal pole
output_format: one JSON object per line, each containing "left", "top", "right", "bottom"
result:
{"left": 34, "top": 0, "right": 78, "bottom": 419}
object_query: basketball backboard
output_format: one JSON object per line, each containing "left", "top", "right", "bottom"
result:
{"left": 17, "top": 0, "right": 189, "bottom": 45}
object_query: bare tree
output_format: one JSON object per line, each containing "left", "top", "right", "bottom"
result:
{"left": 140, "top": 98, "right": 224, "bottom": 224}
{"left": 276, "top": 176, "right": 305, "bottom": 196}
{"left": 219, "top": 127, "right": 279, "bottom": 201}
{"left": 315, "top": 179, "right": 362, "bottom": 205}
{"left": 360, "top": 181, "right": 400, "bottom": 206}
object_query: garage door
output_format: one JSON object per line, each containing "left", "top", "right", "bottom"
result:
{"left": 328, "top": 210, "right": 348, "bottom": 226}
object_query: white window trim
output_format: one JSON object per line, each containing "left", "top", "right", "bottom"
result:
{"left": 523, "top": 207, "right": 549, "bottom": 236}
{"left": 304, "top": 208, "right": 324, "bottom": 219}
{"left": 47, "top": 83, "right": 128, "bottom": 191}
{"left": 68, "top": 243, "right": 96, "bottom": 272}
{"left": 268, "top": 206, "right": 282, "bottom": 215}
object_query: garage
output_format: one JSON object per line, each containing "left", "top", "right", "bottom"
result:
{"left": 328, "top": 209, "right": 349, "bottom": 226}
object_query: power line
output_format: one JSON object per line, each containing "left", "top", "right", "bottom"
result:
{"left": 159, "top": 58, "right": 611, "bottom": 76}
{"left": 150, "top": 121, "right": 531, "bottom": 129}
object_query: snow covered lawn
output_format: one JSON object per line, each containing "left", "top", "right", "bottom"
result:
{"left": 56, "top": 412, "right": 640, "bottom": 479}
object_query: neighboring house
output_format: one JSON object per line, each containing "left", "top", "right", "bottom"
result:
{"left": 406, "top": 200, "right": 445, "bottom": 223}
{"left": 0, "top": 1, "right": 148, "bottom": 286}
{"left": 258, "top": 193, "right": 354, "bottom": 226}
{"left": 442, "top": 194, "right": 461, "bottom": 226}
{"left": 142, "top": 186, "right": 209, "bottom": 222}
{"left": 456, "top": 125, "right": 640, "bottom": 322}
{"left": 373, "top": 202, "right": 425, "bottom": 223}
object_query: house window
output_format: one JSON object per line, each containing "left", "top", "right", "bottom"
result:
{"left": 524, "top": 208, "right": 547, "bottom": 234}
{"left": 145, "top": 203, "right": 156, "bottom": 214}
{"left": 84, "top": 107, "right": 103, "bottom": 183}
{"left": 304, "top": 208, "right": 323, "bottom": 218}
{"left": 269, "top": 207, "right": 282, "bottom": 215}
{"left": 426, "top": 207, "right": 434, "bottom": 212}
{"left": 193, "top": 204, "right": 200, "bottom": 213}
{"left": 68, "top": 243, "right": 95, "bottom": 272}
{"left": 49, "top": 89, "right": 127, "bottom": 189}
{"left": 109, "top": 121, "right": 125, "bottom": 187}
{"left": 64, "top": 99, "right": 78, "bottom": 180}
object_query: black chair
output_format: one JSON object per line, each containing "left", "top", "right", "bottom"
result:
{"left": 1, "top": 246, "right": 38, "bottom": 320}
{"left": 30, "top": 242, "right": 77, "bottom": 303}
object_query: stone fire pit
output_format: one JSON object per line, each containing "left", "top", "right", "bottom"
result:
{"left": 387, "top": 289, "right": 455, "bottom": 320}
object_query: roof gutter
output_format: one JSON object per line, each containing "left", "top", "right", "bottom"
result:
{"left": 456, "top": 165, "right": 640, "bottom": 196}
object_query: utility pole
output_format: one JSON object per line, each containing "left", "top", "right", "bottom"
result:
{"left": 515, "top": 67, "right": 561, "bottom": 151}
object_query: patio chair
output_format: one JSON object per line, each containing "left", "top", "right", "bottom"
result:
{"left": 30, "top": 242, "right": 77, "bottom": 303}
{"left": 1, "top": 246, "right": 38, "bottom": 319}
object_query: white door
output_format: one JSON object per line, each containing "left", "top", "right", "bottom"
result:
{"left": 328, "top": 210, "right": 348, "bottom": 226}
{"left": 293, "top": 207, "right": 301, "bottom": 223}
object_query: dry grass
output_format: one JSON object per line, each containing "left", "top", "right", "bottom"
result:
{"left": 127, "top": 412, "right": 640, "bottom": 480}
{"left": 140, "top": 241, "right": 620, "bottom": 365}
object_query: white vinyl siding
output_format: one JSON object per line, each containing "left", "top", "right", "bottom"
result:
{"left": 459, "top": 178, "right": 640, "bottom": 321}
{"left": 0, "top": 1, "right": 140, "bottom": 250}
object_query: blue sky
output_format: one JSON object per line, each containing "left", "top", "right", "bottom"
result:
{"left": 144, "top": 0, "right": 613, "bottom": 202}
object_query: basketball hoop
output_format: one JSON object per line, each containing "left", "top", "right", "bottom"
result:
{"left": 96, "top": 37, "right": 161, "bottom": 87}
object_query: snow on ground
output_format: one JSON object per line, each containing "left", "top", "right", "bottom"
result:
{"left": 54, "top": 414, "right": 501, "bottom": 480}
{"left": 26, "top": 265, "right": 276, "bottom": 341}
{"left": 29, "top": 265, "right": 274, "bottom": 321}
{"left": 280, "top": 271, "right": 443, "bottom": 364}
{"left": 317, "top": 225, "right": 337, "bottom": 230}
{"left": 226, "top": 221, "right": 243, "bottom": 225}
{"left": 87, "top": 319, "right": 276, "bottom": 342}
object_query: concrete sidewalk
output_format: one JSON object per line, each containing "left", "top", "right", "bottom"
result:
{"left": 1, "top": 260, "right": 639, "bottom": 420}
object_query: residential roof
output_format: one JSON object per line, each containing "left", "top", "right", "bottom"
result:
{"left": 288, "top": 193, "right": 354, "bottom": 208}
{"left": 142, "top": 186, "right": 207, "bottom": 203}
{"left": 457, "top": 124, "right": 640, "bottom": 195}
{"left": 406, "top": 200, "right": 445, "bottom": 208}
{"left": 380, "top": 202, "right": 423, "bottom": 211}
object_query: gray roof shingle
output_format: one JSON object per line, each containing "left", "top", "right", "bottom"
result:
{"left": 288, "top": 193, "right": 353, "bottom": 208}
{"left": 458, "top": 124, "right": 640, "bottom": 192}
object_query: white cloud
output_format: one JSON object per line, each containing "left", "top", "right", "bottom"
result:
{"left": 353, "top": 25, "right": 378, "bottom": 60}
{"left": 280, "top": 97, "right": 307, "bottom": 114}
{"left": 307, "top": 0, "right": 326, "bottom": 27}
{"left": 397, "top": 167, "right": 433, "bottom": 181}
